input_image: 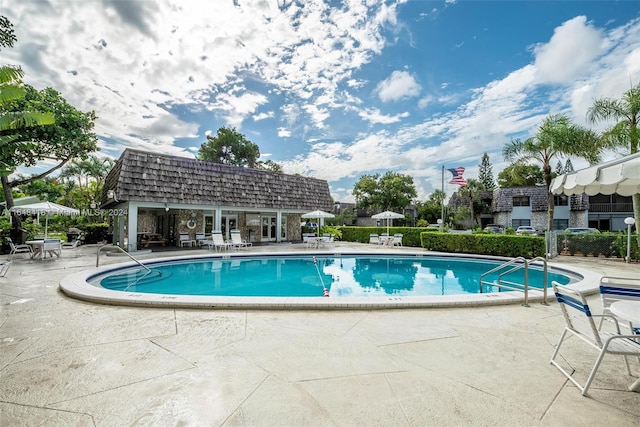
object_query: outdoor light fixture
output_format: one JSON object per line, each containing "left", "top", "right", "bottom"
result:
{"left": 107, "top": 190, "right": 118, "bottom": 201}
{"left": 437, "top": 218, "right": 443, "bottom": 232}
{"left": 624, "top": 217, "right": 636, "bottom": 263}
{"left": 90, "top": 200, "right": 97, "bottom": 209}
{"left": 164, "top": 203, "right": 169, "bottom": 212}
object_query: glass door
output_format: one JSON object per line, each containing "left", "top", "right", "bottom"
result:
{"left": 262, "top": 216, "right": 277, "bottom": 241}
{"left": 221, "top": 215, "right": 237, "bottom": 240}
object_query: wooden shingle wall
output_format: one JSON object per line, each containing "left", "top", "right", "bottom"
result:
{"left": 102, "top": 149, "right": 333, "bottom": 210}
{"left": 491, "top": 186, "right": 588, "bottom": 212}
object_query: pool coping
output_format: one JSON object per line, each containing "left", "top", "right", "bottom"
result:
{"left": 59, "top": 249, "right": 601, "bottom": 309}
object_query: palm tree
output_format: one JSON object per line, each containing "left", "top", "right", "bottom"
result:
{"left": 587, "top": 83, "right": 640, "bottom": 246}
{"left": 503, "top": 114, "right": 601, "bottom": 232}
{"left": 456, "top": 178, "right": 484, "bottom": 227}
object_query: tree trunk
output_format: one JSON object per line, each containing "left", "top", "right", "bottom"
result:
{"left": 544, "top": 163, "right": 553, "bottom": 232}
{"left": 1, "top": 175, "right": 23, "bottom": 243}
{"left": 632, "top": 193, "right": 640, "bottom": 253}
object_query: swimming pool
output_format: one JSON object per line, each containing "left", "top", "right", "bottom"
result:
{"left": 61, "top": 250, "right": 592, "bottom": 309}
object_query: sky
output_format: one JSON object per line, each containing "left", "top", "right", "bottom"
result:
{"left": 3, "top": 0, "right": 640, "bottom": 204}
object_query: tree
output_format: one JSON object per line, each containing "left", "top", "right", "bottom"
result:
{"left": 416, "top": 190, "right": 446, "bottom": 224}
{"left": 352, "top": 171, "right": 417, "bottom": 211}
{"left": 59, "top": 155, "right": 114, "bottom": 202}
{"left": 0, "top": 16, "right": 16, "bottom": 48}
{"left": 497, "top": 164, "right": 545, "bottom": 187}
{"left": 503, "top": 114, "right": 601, "bottom": 232}
{"left": 255, "top": 159, "right": 283, "bottom": 173}
{"left": 198, "top": 127, "right": 260, "bottom": 168}
{"left": 2, "top": 86, "right": 98, "bottom": 207}
{"left": 1, "top": 17, "right": 57, "bottom": 237}
{"left": 478, "top": 153, "right": 496, "bottom": 190}
{"left": 587, "top": 83, "right": 640, "bottom": 247}
{"left": 455, "top": 178, "right": 484, "bottom": 227}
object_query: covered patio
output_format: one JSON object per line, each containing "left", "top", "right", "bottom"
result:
{"left": 101, "top": 149, "right": 333, "bottom": 252}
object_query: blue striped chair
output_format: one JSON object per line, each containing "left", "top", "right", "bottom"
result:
{"left": 550, "top": 281, "right": 640, "bottom": 395}
{"left": 599, "top": 276, "right": 640, "bottom": 334}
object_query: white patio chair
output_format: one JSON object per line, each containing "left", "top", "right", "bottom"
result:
{"left": 62, "top": 239, "right": 81, "bottom": 257}
{"left": 178, "top": 232, "right": 195, "bottom": 247}
{"left": 195, "top": 232, "right": 209, "bottom": 247}
{"left": 392, "top": 233, "right": 403, "bottom": 246}
{"left": 0, "top": 261, "right": 11, "bottom": 277}
{"left": 7, "top": 238, "right": 33, "bottom": 260}
{"left": 550, "top": 281, "right": 640, "bottom": 396}
{"left": 368, "top": 234, "right": 379, "bottom": 244}
{"left": 230, "top": 230, "right": 252, "bottom": 249}
{"left": 598, "top": 276, "right": 640, "bottom": 334}
{"left": 210, "top": 232, "right": 233, "bottom": 251}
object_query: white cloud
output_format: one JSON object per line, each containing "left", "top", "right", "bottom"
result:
{"left": 532, "top": 16, "right": 603, "bottom": 84}
{"left": 375, "top": 70, "right": 422, "bottom": 102}
{"left": 278, "top": 127, "right": 291, "bottom": 138}
{"left": 358, "top": 108, "right": 409, "bottom": 124}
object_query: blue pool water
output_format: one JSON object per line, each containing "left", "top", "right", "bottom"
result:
{"left": 91, "top": 255, "right": 576, "bottom": 298}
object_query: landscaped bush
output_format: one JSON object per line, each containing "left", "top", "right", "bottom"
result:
{"left": 421, "top": 232, "right": 545, "bottom": 258}
{"left": 83, "top": 223, "right": 109, "bottom": 244}
{"left": 558, "top": 232, "right": 622, "bottom": 258}
{"left": 337, "top": 226, "right": 429, "bottom": 247}
{"left": 615, "top": 232, "right": 639, "bottom": 261}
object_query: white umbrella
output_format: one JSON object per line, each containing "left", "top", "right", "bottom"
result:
{"left": 371, "top": 210, "right": 404, "bottom": 234}
{"left": 302, "top": 210, "right": 335, "bottom": 230}
{"left": 10, "top": 201, "right": 80, "bottom": 238}
{"left": 550, "top": 152, "right": 640, "bottom": 196}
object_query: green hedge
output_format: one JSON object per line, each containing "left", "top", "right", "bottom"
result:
{"left": 421, "top": 232, "right": 546, "bottom": 258}
{"left": 83, "top": 223, "right": 109, "bottom": 244}
{"left": 337, "top": 226, "right": 429, "bottom": 247}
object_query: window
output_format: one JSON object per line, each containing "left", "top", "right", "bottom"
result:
{"left": 552, "top": 219, "right": 568, "bottom": 230}
{"left": 554, "top": 195, "right": 568, "bottom": 206}
{"left": 512, "top": 196, "right": 530, "bottom": 207}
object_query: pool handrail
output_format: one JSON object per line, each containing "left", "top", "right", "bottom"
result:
{"left": 479, "top": 256, "right": 549, "bottom": 307}
{"left": 96, "top": 244, "right": 151, "bottom": 272}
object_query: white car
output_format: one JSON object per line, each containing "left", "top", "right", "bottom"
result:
{"left": 516, "top": 226, "right": 537, "bottom": 236}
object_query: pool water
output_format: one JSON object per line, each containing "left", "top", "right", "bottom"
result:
{"left": 92, "top": 256, "right": 575, "bottom": 298}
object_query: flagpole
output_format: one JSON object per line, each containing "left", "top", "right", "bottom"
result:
{"left": 441, "top": 165, "right": 445, "bottom": 231}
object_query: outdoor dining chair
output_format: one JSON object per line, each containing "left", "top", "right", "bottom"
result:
{"left": 7, "top": 238, "right": 33, "bottom": 260}
{"left": 550, "top": 281, "right": 640, "bottom": 395}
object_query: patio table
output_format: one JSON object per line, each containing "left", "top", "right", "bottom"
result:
{"left": 609, "top": 300, "right": 640, "bottom": 392}
{"left": 26, "top": 239, "right": 62, "bottom": 260}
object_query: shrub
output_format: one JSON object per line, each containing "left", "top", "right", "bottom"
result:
{"left": 83, "top": 223, "right": 109, "bottom": 244}
{"left": 421, "top": 232, "right": 545, "bottom": 258}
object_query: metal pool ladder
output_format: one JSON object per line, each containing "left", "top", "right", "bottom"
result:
{"left": 479, "top": 256, "right": 549, "bottom": 307}
{"left": 96, "top": 244, "right": 150, "bottom": 272}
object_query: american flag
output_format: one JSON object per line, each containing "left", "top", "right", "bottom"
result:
{"left": 448, "top": 167, "right": 467, "bottom": 186}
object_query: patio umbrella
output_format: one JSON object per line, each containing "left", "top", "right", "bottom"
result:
{"left": 371, "top": 210, "right": 404, "bottom": 234}
{"left": 550, "top": 152, "right": 640, "bottom": 196}
{"left": 10, "top": 201, "right": 80, "bottom": 238}
{"left": 301, "top": 210, "right": 335, "bottom": 230}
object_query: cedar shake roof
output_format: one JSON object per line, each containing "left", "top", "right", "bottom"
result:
{"left": 102, "top": 149, "right": 333, "bottom": 211}
{"left": 491, "top": 186, "right": 588, "bottom": 212}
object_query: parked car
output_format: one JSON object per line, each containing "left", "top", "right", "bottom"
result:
{"left": 483, "top": 224, "right": 505, "bottom": 234}
{"left": 515, "top": 226, "right": 538, "bottom": 236}
{"left": 564, "top": 227, "right": 600, "bottom": 233}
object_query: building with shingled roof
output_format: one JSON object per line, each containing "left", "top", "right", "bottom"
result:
{"left": 101, "top": 149, "right": 333, "bottom": 251}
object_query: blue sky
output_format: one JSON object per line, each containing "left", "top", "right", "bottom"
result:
{"left": 4, "top": 1, "right": 640, "bottom": 203}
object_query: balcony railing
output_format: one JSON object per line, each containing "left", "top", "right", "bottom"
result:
{"left": 588, "top": 203, "right": 633, "bottom": 213}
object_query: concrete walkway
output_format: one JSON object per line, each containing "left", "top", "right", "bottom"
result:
{"left": 1, "top": 244, "right": 639, "bottom": 426}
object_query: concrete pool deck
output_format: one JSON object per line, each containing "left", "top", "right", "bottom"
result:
{"left": 1, "top": 242, "right": 639, "bottom": 426}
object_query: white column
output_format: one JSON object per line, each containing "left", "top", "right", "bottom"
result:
{"left": 276, "top": 211, "right": 282, "bottom": 242}
{"left": 126, "top": 203, "right": 138, "bottom": 252}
